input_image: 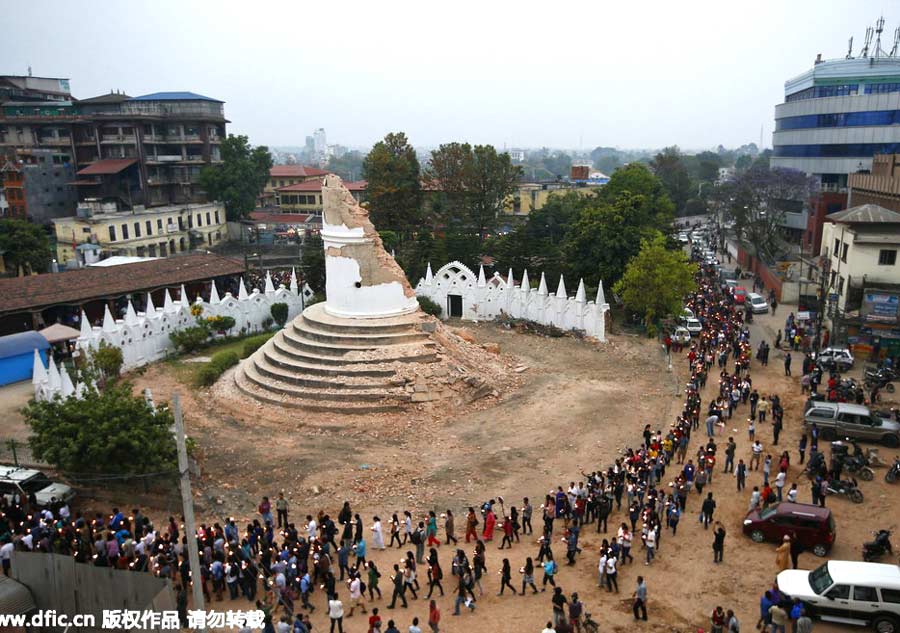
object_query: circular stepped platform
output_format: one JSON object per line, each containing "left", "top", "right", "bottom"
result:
{"left": 234, "top": 303, "right": 440, "bottom": 414}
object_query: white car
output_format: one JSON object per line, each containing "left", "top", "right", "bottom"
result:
{"left": 815, "top": 347, "right": 855, "bottom": 371}
{"left": 777, "top": 561, "right": 900, "bottom": 632}
{"left": 682, "top": 317, "right": 702, "bottom": 334}
{"left": 681, "top": 308, "right": 695, "bottom": 320}
{"left": 748, "top": 293, "right": 769, "bottom": 314}
{"left": 0, "top": 466, "right": 75, "bottom": 508}
{"left": 672, "top": 327, "right": 692, "bottom": 344}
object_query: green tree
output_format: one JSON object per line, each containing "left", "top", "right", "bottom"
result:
{"left": 0, "top": 219, "right": 51, "bottom": 275}
{"left": 270, "top": 302, "right": 289, "bottom": 328}
{"left": 362, "top": 132, "right": 422, "bottom": 237}
{"left": 326, "top": 150, "right": 366, "bottom": 181}
{"left": 649, "top": 146, "right": 693, "bottom": 215}
{"left": 598, "top": 163, "right": 675, "bottom": 232}
{"left": 735, "top": 154, "right": 753, "bottom": 171}
{"left": 199, "top": 134, "right": 273, "bottom": 221}
{"left": 301, "top": 232, "right": 326, "bottom": 293}
{"left": 23, "top": 381, "right": 177, "bottom": 476}
{"left": 613, "top": 234, "right": 698, "bottom": 329}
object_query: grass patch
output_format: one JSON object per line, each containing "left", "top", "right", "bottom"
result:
{"left": 164, "top": 332, "right": 276, "bottom": 387}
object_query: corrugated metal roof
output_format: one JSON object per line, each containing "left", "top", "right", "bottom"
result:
{"left": 129, "top": 91, "right": 223, "bottom": 103}
{"left": 76, "top": 158, "right": 137, "bottom": 176}
{"left": 0, "top": 574, "right": 37, "bottom": 616}
{"left": 0, "top": 331, "right": 49, "bottom": 359}
{"left": 827, "top": 204, "right": 900, "bottom": 224}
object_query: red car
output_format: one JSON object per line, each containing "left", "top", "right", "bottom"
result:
{"left": 733, "top": 286, "right": 747, "bottom": 304}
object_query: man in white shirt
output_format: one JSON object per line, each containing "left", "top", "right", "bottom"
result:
{"left": 0, "top": 539, "right": 14, "bottom": 576}
{"left": 307, "top": 515, "right": 318, "bottom": 541}
{"left": 541, "top": 623, "right": 556, "bottom": 633}
{"left": 644, "top": 528, "right": 656, "bottom": 565}
{"left": 328, "top": 593, "right": 344, "bottom": 631}
{"left": 597, "top": 551, "right": 607, "bottom": 587}
{"left": 774, "top": 471, "right": 786, "bottom": 501}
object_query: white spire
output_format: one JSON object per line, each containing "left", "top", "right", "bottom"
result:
{"left": 289, "top": 268, "right": 299, "bottom": 295}
{"left": 238, "top": 278, "right": 249, "bottom": 301}
{"left": 521, "top": 269, "right": 530, "bottom": 290}
{"left": 209, "top": 281, "right": 221, "bottom": 305}
{"left": 596, "top": 280, "right": 606, "bottom": 305}
{"left": 179, "top": 284, "right": 189, "bottom": 305}
{"left": 146, "top": 292, "right": 156, "bottom": 314}
{"left": 264, "top": 271, "right": 275, "bottom": 295}
{"left": 79, "top": 310, "right": 92, "bottom": 338}
{"left": 575, "top": 278, "right": 586, "bottom": 303}
{"left": 102, "top": 305, "right": 117, "bottom": 333}
{"left": 47, "top": 356, "right": 61, "bottom": 391}
{"left": 60, "top": 365, "right": 75, "bottom": 398}
{"left": 125, "top": 300, "right": 138, "bottom": 326}
{"left": 537, "top": 272, "right": 548, "bottom": 296}
{"left": 424, "top": 263, "right": 434, "bottom": 286}
{"left": 507, "top": 268, "right": 514, "bottom": 288}
{"left": 555, "top": 275, "right": 567, "bottom": 298}
{"left": 32, "top": 349, "right": 47, "bottom": 385}
{"left": 163, "top": 288, "right": 174, "bottom": 313}
{"left": 477, "top": 265, "right": 486, "bottom": 287}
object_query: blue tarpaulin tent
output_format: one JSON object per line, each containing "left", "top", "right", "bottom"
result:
{"left": 0, "top": 332, "right": 49, "bottom": 386}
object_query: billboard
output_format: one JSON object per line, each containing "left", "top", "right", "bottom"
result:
{"left": 863, "top": 292, "right": 899, "bottom": 322}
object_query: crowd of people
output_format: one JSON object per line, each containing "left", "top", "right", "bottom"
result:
{"left": 1, "top": 255, "right": 825, "bottom": 633}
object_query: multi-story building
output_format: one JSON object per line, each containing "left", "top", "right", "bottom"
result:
{"left": 848, "top": 153, "right": 900, "bottom": 212}
{"left": 276, "top": 178, "right": 366, "bottom": 214}
{"left": 0, "top": 90, "right": 226, "bottom": 208}
{"left": 265, "top": 165, "right": 329, "bottom": 195}
{"left": 0, "top": 148, "right": 78, "bottom": 222}
{"left": 53, "top": 199, "right": 226, "bottom": 266}
{"left": 820, "top": 203, "right": 900, "bottom": 360}
{"left": 772, "top": 26, "right": 900, "bottom": 254}
{"left": 0, "top": 75, "right": 71, "bottom": 103}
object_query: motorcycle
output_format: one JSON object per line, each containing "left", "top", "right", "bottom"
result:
{"left": 832, "top": 440, "right": 876, "bottom": 481}
{"left": 887, "top": 456, "right": 900, "bottom": 484}
{"left": 825, "top": 477, "right": 864, "bottom": 504}
{"left": 862, "top": 529, "right": 894, "bottom": 562}
{"left": 865, "top": 368, "right": 896, "bottom": 394}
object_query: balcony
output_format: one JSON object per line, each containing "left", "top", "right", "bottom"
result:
{"left": 37, "top": 136, "right": 71, "bottom": 146}
{"left": 101, "top": 135, "right": 136, "bottom": 144}
{"left": 148, "top": 155, "right": 184, "bottom": 163}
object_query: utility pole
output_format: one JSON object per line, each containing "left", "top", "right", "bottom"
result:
{"left": 172, "top": 394, "right": 205, "bottom": 620}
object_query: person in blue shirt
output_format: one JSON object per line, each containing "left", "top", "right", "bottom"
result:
{"left": 756, "top": 590, "right": 774, "bottom": 630}
{"left": 355, "top": 537, "right": 367, "bottom": 568}
{"left": 110, "top": 508, "right": 125, "bottom": 532}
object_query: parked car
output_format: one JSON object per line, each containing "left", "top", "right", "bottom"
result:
{"left": 680, "top": 317, "right": 703, "bottom": 335}
{"left": 803, "top": 402, "right": 900, "bottom": 447}
{"left": 815, "top": 347, "right": 855, "bottom": 371}
{"left": 747, "top": 292, "right": 769, "bottom": 314}
{"left": 777, "top": 560, "right": 900, "bottom": 632}
{"left": 677, "top": 233, "right": 689, "bottom": 244}
{"left": 733, "top": 286, "right": 748, "bottom": 304}
{"left": 743, "top": 502, "right": 835, "bottom": 557}
{"left": 0, "top": 466, "right": 75, "bottom": 508}
{"left": 672, "top": 327, "right": 692, "bottom": 344}
{"left": 681, "top": 307, "right": 695, "bottom": 320}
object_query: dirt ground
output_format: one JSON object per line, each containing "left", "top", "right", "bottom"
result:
{"left": 5, "top": 314, "right": 897, "bottom": 632}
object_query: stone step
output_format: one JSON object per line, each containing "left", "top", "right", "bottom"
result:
{"left": 294, "top": 318, "right": 429, "bottom": 346}
{"left": 281, "top": 327, "right": 437, "bottom": 358}
{"left": 271, "top": 335, "right": 439, "bottom": 366}
{"left": 255, "top": 350, "right": 406, "bottom": 391}
{"left": 299, "top": 302, "right": 425, "bottom": 335}
{"left": 233, "top": 366, "right": 403, "bottom": 414}
{"left": 267, "top": 337, "right": 397, "bottom": 376}
{"left": 242, "top": 358, "right": 411, "bottom": 404}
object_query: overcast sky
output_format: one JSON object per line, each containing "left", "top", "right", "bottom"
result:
{"left": 3, "top": 1, "right": 898, "bottom": 153}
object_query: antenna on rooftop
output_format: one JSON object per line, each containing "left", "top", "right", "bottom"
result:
{"left": 874, "top": 16, "right": 886, "bottom": 57}
{"left": 891, "top": 26, "right": 900, "bottom": 57}
{"left": 846, "top": 36, "right": 854, "bottom": 59}
{"left": 861, "top": 26, "right": 873, "bottom": 57}
{"left": 27, "top": 65, "right": 32, "bottom": 77}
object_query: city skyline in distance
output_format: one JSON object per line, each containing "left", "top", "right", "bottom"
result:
{"left": 3, "top": 1, "right": 898, "bottom": 152}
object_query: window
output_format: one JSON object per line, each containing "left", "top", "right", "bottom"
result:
{"left": 196, "top": 214, "right": 202, "bottom": 227}
{"left": 838, "top": 276, "right": 845, "bottom": 294}
{"left": 206, "top": 212, "right": 211, "bottom": 225}
{"left": 214, "top": 210, "right": 220, "bottom": 223}
{"left": 187, "top": 215, "right": 192, "bottom": 228}
{"left": 853, "top": 586, "right": 878, "bottom": 602}
{"left": 146, "top": 220, "right": 152, "bottom": 235}
{"left": 883, "top": 589, "right": 900, "bottom": 604}
{"left": 879, "top": 249, "right": 897, "bottom": 266}
{"left": 841, "top": 244, "right": 848, "bottom": 263}
{"left": 108, "top": 226, "right": 116, "bottom": 241}
{"left": 157, "top": 219, "right": 163, "bottom": 230}
{"left": 825, "top": 584, "right": 850, "bottom": 600}
{"left": 774, "top": 142, "right": 900, "bottom": 158}
{"left": 121, "top": 224, "right": 129, "bottom": 240}
{"left": 133, "top": 222, "right": 141, "bottom": 237}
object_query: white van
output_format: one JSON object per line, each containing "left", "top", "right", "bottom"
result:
{"left": 747, "top": 293, "right": 769, "bottom": 314}
{"left": 777, "top": 560, "right": 900, "bottom": 632}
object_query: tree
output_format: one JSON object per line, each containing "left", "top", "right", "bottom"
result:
{"left": 735, "top": 154, "right": 753, "bottom": 171}
{"left": 270, "top": 302, "right": 289, "bottom": 328}
{"left": 598, "top": 163, "right": 675, "bottom": 232}
{"left": 199, "top": 134, "right": 273, "bottom": 221}
{"left": 426, "top": 143, "right": 521, "bottom": 242}
{"left": 362, "top": 132, "right": 422, "bottom": 237}
{"left": 613, "top": 235, "right": 697, "bottom": 329}
{"left": 649, "top": 146, "right": 693, "bottom": 215}
{"left": 0, "top": 219, "right": 51, "bottom": 275}
{"left": 23, "top": 381, "right": 177, "bottom": 476}
{"left": 326, "top": 150, "right": 366, "bottom": 181}
{"left": 722, "top": 165, "right": 816, "bottom": 262}
{"left": 301, "top": 232, "right": 326, "bottom": 293}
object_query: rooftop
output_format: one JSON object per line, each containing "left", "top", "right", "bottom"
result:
{"left": 76, "top": 158, "right": 138, "bottom": 176}
{"left": 129, "top": 91, "right": 223, "bottom": 103}
{"left": 270, "top": 165, "right": 330, "bottom": 178}
{"left": 78, "top": 92, "right": 132, "bottom": 104}
{"left": 276, "top": 179, "right": 367, "bottom": 193}
{"left": 785, "top": 56, "right": 900, "bottom": 96}
{"left": 249, "top": 212, "right": 317, "bottom": 224}
{"left": 826, "top": 203, "right": 900, "bottom": 224}
{"left": 0, "top": 253, "right": 244, "bottom": 315}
